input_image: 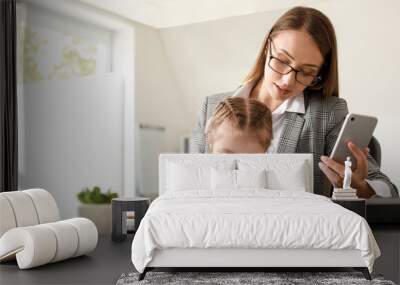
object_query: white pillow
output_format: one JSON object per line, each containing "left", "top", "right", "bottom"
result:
{"left": 238, "top": 159, "right": 308, "bottom": 191}
{"left": 211, "top": 168, "right": 236, "bottom": 190}
{"left": 167, "top": 162, "right": 210, "bottom": 191}
{"left": 211, "top": 168, "right": 267, "bottom": 190}
{"left": 265, "top": 162, "right": 307, "bottom": 191}
{"left": 237, "top": 169, "right": 267, "bottom": 189}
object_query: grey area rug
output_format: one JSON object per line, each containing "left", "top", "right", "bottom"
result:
{"left": 116, "top": 271, "right": 396, "bottom": 285}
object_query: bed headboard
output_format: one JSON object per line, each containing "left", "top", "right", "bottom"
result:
{"left": 159, "top": 153, "right": 314, "bottom": 195}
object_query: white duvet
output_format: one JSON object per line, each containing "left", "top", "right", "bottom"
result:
{"left": 131, "top": 190, "right": 380, "bottom": 273}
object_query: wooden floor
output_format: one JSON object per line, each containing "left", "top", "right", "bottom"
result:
{"left": 1, "top": 225, "right": 399, "bottom": 285}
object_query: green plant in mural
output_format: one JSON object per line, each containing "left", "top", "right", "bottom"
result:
{"left": 23, "top": 27, "right": 45, "bottom": 83}
{"left": 77, "top": 186, "right": 118, "bottom": 204}
{"left": 51, "top": 45, "right": 96, "bottom": 79}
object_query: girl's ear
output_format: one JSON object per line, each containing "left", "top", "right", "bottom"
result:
{"left": 206, "top": 142, "right": 213, "bottom": 153}
{"left": 205, "top": 131, "right": 212, "bottom": 152}
{"left": 204, "top": 118, "right": 212, "bottom": 133}
{"left": 205, "top": 118, "right": 214, "bottom": 153}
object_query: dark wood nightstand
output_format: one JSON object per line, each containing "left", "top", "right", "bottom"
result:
{"left": 332, "top": 198, "right": 366, "bottom": 218}
{"left": 111, "top": 197, "right": 150, "bottom": 242}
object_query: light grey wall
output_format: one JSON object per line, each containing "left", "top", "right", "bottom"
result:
{"left": 158, "top": 0, "right": 400, "bottom": 188}
{"left": 17, "top": 2, "right": 128, "bottom": 218}
{"left": 21, "top": 75, "right": 124, "bottom": 218}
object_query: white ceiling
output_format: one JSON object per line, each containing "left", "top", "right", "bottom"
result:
{"left": 78, "top": 0, "right": 329, "bottom": 28}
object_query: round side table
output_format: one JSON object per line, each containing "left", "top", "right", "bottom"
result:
{"left": 111, "top": 197, "right": 150, "bottom": 242}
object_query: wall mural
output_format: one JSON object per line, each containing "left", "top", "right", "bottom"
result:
{"left": 49, "top": 35, "right": 97, "bottom": 80}
{"left": 19, "top": 18, "right": 110, "bottom": 83}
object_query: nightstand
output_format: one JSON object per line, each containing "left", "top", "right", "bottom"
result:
{"left": 332, "top": 198, "right": 366, "bottom": 218}
{"left": 111, "top": 197, "right": 150, "bottom": 242}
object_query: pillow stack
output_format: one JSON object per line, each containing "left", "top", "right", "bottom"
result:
{"left": 165, "top": 159, "right": 309, "bottom": 192}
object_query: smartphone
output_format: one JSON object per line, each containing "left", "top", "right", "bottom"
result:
{"left": 330, "top": 113, "right": 378, "bottom": 168}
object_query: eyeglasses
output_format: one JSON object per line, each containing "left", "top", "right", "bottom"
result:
{"left": 267, "top": 40, "right": 322, "bottom": 87}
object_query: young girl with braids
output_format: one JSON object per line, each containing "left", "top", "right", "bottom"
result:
{"left": 205, "top": 97, "right": 272, "bottom": 154}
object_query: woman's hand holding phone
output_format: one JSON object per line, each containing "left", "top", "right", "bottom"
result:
{"left": 318, "top": 141, "right": 376, "bottom": 198}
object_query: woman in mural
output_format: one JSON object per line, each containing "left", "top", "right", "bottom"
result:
{"left": 190, "top": 6, "right": 398, "bottom": 198}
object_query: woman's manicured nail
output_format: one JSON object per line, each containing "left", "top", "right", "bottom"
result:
{"left": 320, "top": 155, "right": 328, "bottom": 162}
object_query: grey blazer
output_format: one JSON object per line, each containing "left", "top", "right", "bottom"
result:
{"left": 190, "top": 90, "right": 399, "bottom": 197}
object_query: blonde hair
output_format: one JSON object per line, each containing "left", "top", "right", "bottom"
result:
{"left": 244, "top": 6, "right": 339, "bottom": 97}
{"left": 206, "top": 97, "right": 273, "bottom": 151}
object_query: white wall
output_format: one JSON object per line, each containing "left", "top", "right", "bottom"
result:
{"left": 159, "top": 0, "right": 400, "bottom": 188}
{"left": 135, "top": 23, "right": 188, "bottom": 152}
{"left": 159, "top": 10, "right": 282, "bottom": 129}
{"left": 79, "top": 0, "right": 328, "bottom": 28}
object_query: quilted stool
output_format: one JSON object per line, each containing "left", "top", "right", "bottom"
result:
{"left": 0, "top": 189, "right": 98, "bottom": 269}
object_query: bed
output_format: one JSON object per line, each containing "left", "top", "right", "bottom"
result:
{"left": 131, "top": 154, "right": 380, "bottom": 280}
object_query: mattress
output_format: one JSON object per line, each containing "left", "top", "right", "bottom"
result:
{"left": 131, "top": 189, "right": 380, "bottom": 273}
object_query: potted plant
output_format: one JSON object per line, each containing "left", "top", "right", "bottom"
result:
{"left": 77, "top": 186, "right": 118, "bottom": 234}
